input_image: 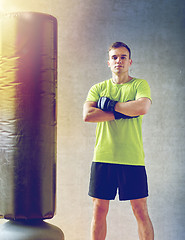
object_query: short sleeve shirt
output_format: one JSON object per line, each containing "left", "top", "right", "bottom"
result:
{"left": 86, "top": 78, "right": 152, "bottom": 166}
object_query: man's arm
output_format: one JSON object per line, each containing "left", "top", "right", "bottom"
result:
{"left": 83, "top": 101, "right": 115, "bottom": 123}
{"left": 115, "top": 97, "right": 151, "bottom": 116}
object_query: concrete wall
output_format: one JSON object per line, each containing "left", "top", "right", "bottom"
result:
{"left": 1, "top": 0, "right": 185, "bottom": 239}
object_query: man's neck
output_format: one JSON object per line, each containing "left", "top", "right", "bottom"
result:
{"left": 112, "top": 74, "right": 133, "bottom": 84}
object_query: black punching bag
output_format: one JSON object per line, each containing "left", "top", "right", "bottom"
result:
{"left": 0, "top": 12, "right": 64, "bottom": 239}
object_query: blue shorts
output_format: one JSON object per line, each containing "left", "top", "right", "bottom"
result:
{"left": 88, "top": 162, "right": 149, "bottom": 201}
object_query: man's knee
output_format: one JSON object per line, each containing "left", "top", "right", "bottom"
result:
{"left": 92, "top": 198, "right": 110, "bottom": 220}
{"left": 130, "top": 197, "right": 150, "bottom": 221}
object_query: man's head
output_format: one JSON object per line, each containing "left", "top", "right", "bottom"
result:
{"left": 108, "top": 42, "right": 132, "bottom": 75}
{"left": 108, "top": 42, "right": 131, "bottom": 59}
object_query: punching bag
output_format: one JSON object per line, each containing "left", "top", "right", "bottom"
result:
{"left": 0, "top": 11, "right": 64, "bottom": 240}
{"left": 0, "top": 12, "right": 57, "bottom": 220}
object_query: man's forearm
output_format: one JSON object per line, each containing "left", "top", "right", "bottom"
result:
{"left": 83, "top": 106, "right": 115, "bottom": 123}
{"left": 114, "top": 98, "right": 151, "bottom": 116}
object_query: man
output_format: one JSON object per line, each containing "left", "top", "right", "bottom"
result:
{"left": 83, "top": 42, "right": 154, "bottom": 240}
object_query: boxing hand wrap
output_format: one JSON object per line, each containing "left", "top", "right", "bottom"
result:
{"left": 113, "top": 111, "right": 139, "bottom": 119}
{"left": 97, "top": 97, "right": 139, "bottom": 120}
{"left": 113, "top": 99, "right": 139, "bottom": 119}
{"left": 97, "top": 97, "right": 117, "bottom": 112}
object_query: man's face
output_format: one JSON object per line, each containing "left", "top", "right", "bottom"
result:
{"left": 108, "top": 47, "right": 132, "bottom": 74}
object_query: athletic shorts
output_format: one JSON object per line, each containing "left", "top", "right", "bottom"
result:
{"left": 88, "top": 162, "right": 148, "bottom": 201}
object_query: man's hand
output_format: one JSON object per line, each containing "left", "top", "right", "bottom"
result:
{"left": 113, "top": 111, "right": 138, "bottom": 119}
{"left": 97, "top": 97, "right": 139, "bottom": 120}
{"left": 97, "top": 97, "right": 117, "bottom": 112}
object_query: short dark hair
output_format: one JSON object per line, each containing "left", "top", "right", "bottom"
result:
{"left": 109, "top": 42, "right": 131, "bottom": 59}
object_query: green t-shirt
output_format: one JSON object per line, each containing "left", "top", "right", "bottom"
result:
{"left": 86, "top": 78, "right": 152, "bottom": 166}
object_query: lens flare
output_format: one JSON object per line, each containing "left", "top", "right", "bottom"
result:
{"left": 0, "top": 0, "right": 20, "bottom": 13}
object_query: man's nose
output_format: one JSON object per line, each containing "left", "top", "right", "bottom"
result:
{"left": 116, "top": 57, "right": 122, "bottom": 63}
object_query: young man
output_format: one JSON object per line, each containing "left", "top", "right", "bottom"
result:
{"left": 83, "top": 42, "right": 154, "bottom": 240}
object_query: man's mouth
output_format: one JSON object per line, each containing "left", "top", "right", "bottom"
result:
{"left": 115, "top": 65, "right": 123, "bottom": 68}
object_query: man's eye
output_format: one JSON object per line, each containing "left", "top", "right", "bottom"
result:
{"left": 112, "top": 56, "right": 117, "bottom": 60}
{"left": 121, "top": 57, "right": 126, "bottom": 59}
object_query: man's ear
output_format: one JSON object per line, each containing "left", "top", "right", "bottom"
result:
{"left": 129, "top": 59, "right": 133, "bottom": 66}
{"left": 107, "top": 60, "right": 110, "bottom": 68}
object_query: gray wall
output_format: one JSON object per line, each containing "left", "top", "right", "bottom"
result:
{"left": 1, "top": 0, "right": 185, "bottom": 239}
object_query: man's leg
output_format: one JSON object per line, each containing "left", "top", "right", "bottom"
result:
{"left": 91, "top": 198, "right": 110, "bottom": 240}
{"left": 130, "top": 197, "right": 154, "bottom": 240}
